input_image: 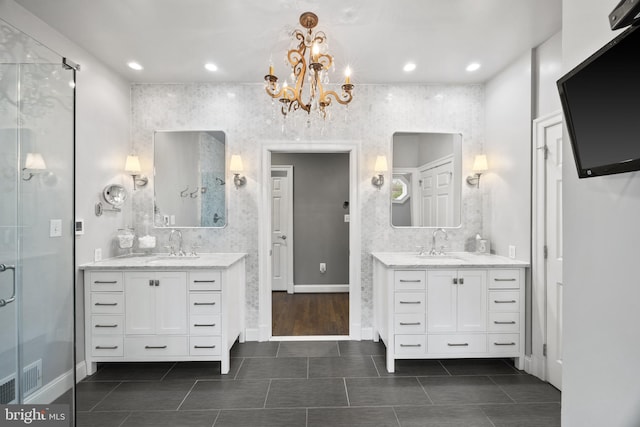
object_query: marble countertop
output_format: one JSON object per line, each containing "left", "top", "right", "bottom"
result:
{"left": 371, "top": 252, "right": 529, "bottom": 268}
{"left": 79, "top": 253, "right": 247, "bottom": 270}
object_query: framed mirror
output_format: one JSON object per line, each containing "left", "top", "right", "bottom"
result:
{"left": 391, "top": 132, "right": 462, "bottom": 228}
{"left": 154, "top": 130, "right": 226, "bottom": 228}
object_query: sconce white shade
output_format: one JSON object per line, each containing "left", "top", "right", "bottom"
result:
{"left": 374, "top": 155, "right": 388, "bottom": 173}
{"left": 472, "top": 154, "right": 488, "bottom": 172}
{"left": 25, "top": 152, "right": 46, "bottom": 170}
{"left": 124, "top": 155, "right": 142, "bottom": 173}
{"left": 229, "top": 155, "right": 244, "bottom": 173}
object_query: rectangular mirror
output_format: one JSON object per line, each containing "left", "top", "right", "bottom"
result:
{"left": 154, "top": 130, "right": 226, "bottom": 228}
{"left": 391, "top": 132, "right": 462, "bottom": 228}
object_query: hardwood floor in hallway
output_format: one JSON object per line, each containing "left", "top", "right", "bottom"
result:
{"left": 272, "top": 292, "right": 349, "bottom": 336}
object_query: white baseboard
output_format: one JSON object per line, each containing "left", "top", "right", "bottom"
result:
{"left": 244, "top": 328, "right": 260, "bottom": 342}
{"left": 76, "top": 361, "right": 87, "bottom": 383}
{"left": 24, "top": 368, "right": 74, "bottom": 405}
{"left": 526, "top": 354, "right": 547, "bottom": 381}
{"left": 293, "top": 284, "right": 349, "bottom": 293}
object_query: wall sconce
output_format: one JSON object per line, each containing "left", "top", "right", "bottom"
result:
{"left": 466, "top": 154, "right": 488, "bottom": 188}
{"left": 22, "top": 152, "right": 47, "bottom": 181}
{"left": 371, "top": 155, "right": 388, "bottom": 189}
{"left": 229, "top": 155, "right": 246, "bottom": 188}
{"left": 124, "top": 154, "right": 148, "bottom": 190}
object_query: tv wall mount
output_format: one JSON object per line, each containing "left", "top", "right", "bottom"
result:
{"left": 609, "top": 0, "right": 640, "bottom": 30}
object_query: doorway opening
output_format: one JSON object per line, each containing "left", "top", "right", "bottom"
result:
{"left": 258, "top": 142, "right": 361, "bottom": 341}
{"left": 270, "top": 153, "right": 350, "bottom": 336}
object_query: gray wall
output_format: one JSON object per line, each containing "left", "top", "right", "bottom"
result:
{"left": 272, "top": 153, "right": 350, "bottom": 285}
{"left": 561, "top": 0, "right": 640, "bottom": 425}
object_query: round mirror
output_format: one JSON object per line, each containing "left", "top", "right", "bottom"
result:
{"left": 103, "top": 184, "right": 128, "bottom": 207}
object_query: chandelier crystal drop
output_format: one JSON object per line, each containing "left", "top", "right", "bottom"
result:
{"left": 264, "top": 12, "right": 354, "bottom": 120}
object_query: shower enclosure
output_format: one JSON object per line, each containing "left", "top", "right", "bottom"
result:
{"left": 0, "top": 18, "right": 76, "bottom": 421}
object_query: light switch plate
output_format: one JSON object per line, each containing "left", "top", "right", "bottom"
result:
{"left": 508, "top": 245, "right": 516, "bottom": 259}
{"left": 49, "top": 219, "right": 62, "bottom": 237}
{"left": 94, "top": 248, "right": 102, "bottom": 262}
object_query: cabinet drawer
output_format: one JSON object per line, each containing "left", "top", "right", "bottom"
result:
{"left": 189, "top": 271, "right": 222, "bottom": 291}
{"left": 488, "top": 291, "right": 520, "bottom": 312}
{"left": 394, "top": 271, "right": 426, "bottom": 291}
{"left": 488, "top": 270, "right": 521, "bottom": 289}
{"left": 488, "top": 312, "right": 520, "bottom": 332}
{"left": 124, "top": 336, "right": 188, "bottom": 357}
{"left": 189, "top": 293, "right": 221, "bottom": 315}
{"left": 394, "top": 313, "right": 426, "bottom": 334}
{"left": 91, "top": 293, "right": 124, "bottom": 314}
{"left": 189, "top": 315, "right": 221, "bottom": 335}
{"left": 394, "top": 292, "right": 426, "bottom": 313}
{"left": 92, "top": 336, "right": 123, "bottom": 357}
{"left": 427, "top": 334, "right": 487, "bottom": 354}
{"left": 488, "top": 334, "right": 520, "bottom": 354}
{"left": 89, "top": 271, "right": 123, "bottom": 292}
{"left": 91, "top": 315, "right": 124, "bottom": 335}
{"left": 394, "top": 335, "right": 426, "bottom": 355}
{"left": 190, "top": 336, "right": 222, "bottom": 356}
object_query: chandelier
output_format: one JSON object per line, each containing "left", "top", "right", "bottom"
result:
{"left": 264, "top": 12, "right": 354, "bottom": 119}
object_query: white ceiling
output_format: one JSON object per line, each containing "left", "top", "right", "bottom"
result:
{"left": 15, "top": 0, "right": 562, "bottom": 84}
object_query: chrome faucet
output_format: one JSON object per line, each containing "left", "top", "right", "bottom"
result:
{"left": 169, "top": 229, "right": 185, "bottom": 256}
{"left": 430, "top": 228, "right": 448, "bottom": 255}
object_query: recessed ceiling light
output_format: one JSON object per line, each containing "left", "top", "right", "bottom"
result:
{"left": 127, "top": 61, "right": 143, "bottom": 71}
{"left": 466, "top": 62, "right": 481, "bottom": 72}
{"left": 204, "top": 63, "right": 218, "bottom": 72}
{"left": 403, "top": 62, "right": 417, "bottom": 72}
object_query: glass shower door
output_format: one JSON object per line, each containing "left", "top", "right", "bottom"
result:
{"left": 0, "top": 18, "right": 76, "bottom": 423}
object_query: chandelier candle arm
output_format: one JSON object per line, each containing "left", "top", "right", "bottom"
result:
{"left": 264, "top": 11, "right": 354, "bottom": 119}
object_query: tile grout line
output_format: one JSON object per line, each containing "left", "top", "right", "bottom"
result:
{"left": 438, "top": 360, "right": 453, "bottom": 376}
{"left": 159, "top": 362, "right": 177, "bottom": 381}
{"left": 116, "top": 412, "right": 133, "bottom": 427}
{"left": 371, "top": 355, "right": 381, "bottom": 377}
{"left": 262, "top": 379, "right": 272, "bottom": 409}
{"left": 416, "top": 376, "right": 435, "bottom": 405}
{"left": 88, "top": 381, "right": 124, "bottom": 412}
{"left": 176, "top": 379, "right": 201, "bottom": 411}
{"left": 233, "top": 357, "right": 246, "bottom": 380}
{"left": 487, "top": 375, "right": 517, "bottom": 404}
{"left": 342, "top": 377, "right": 351, "bottom": 407}
{"left": 210, "top": 409, "right": 221, "bottom": 427}
{"left": 391, "top": 406, "right": 402, "bottom": 427}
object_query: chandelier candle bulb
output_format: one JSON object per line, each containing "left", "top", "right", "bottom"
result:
{"left": 345, "top": 67, "right": 351, "bottom": 84}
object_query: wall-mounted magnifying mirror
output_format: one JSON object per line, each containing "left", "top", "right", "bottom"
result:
{"left": 154, "top": 130, "right": 226, "bottom": 228}
{"left": 391, "top": 132, "right": 462, "bottom": 228}
{"left": 103, "top": 184, "right": 127, "bottom": 207}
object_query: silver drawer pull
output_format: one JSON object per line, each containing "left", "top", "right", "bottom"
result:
{"left": 399, "top": 322, "right": 421, "bottom": 326}
{"left": 447, "top": 343, "right": 469, "bottom": 347}
{"left": 494, "top": 342, "right": 516, "bottom": 346}
{"left": 194, "top": 345, "right": 216, "bottom": 349}
{"left": 399, "top": 301, "right": 421, "bottom": 304}
{"left": 95, "top": 302, "right": 117, "bottom": 306}
{"left": 95, "top": 346, "right": 118, "bottom": 350}
{"left": 194, "top": 302, "right": 216, "bottom": 306}
{"left": 95, "top": 324, "right": 118, "bottom": 328}
{"left": 145, "top": 345, "right": 168, "bottom": 349}
{"left": 194, "top": 323, "right": 216, "bottom": 327}
{"left": 494, "top": 321, "right": 517, "bottom": 325}
{"left": 193, "top": 280, "right": 216, "bottom": 283}
{"left": 400, "top": 344, "right": 422, "bottom": 347}
{"left": 94, "top": 280, "right": 117, "bottom": 284}
{"left": 399, "top": 279, "right": 421, "bottom": 283}
{"left": 494, "top": 300, "right": 517, "bottom": 304}
{"left": 494, "top": 278, "right": 516, "bottom": 282}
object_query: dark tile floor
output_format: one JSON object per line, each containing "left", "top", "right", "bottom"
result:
{"left": 75, "top": 340, "right": 560, "bottom": 426}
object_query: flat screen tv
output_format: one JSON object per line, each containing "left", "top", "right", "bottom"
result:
{"left": 557, "top": 24, "right": 640, "bottom": 178}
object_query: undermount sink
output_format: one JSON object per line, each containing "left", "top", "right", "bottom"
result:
{"left": 415, "top": 253, "right": 461, "bottom": 259}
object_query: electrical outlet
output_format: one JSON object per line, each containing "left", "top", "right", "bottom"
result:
{"left": 508, "top": 245, "right": 516, "bottom": 259}
{"left": 94, "top": 248, "right": 102, "bottom": 262}
{"left": 344, "top": 214, "right": 350, "bottom": 222}
{"left": 320, "top": 263, "right": 327, "bottom": 273}
{"left": 49, "top": 219, "right": 62, "bottom": 237}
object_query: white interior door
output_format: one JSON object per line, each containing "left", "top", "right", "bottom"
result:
{"left": 545, "top": 119, "right": 564, "bottom": 390}
{"left": 420, "top": 169, "right": 434, "bottom": 227}
{"left": 420, "top": 157, "right": 453, "bottom": 227}
{"left": 271, "top": 166, "right": 293, "bottom": 293}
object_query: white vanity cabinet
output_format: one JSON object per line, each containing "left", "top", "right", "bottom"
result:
{"left": 372, "top": 252, "right": 527, "bottom": 373}
{"left": 82, "top": 254, "right": 246, "bottom": 376}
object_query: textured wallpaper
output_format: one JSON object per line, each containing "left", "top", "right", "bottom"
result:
{"left": 130, "top": 83, "right": 485, "bottom": 332}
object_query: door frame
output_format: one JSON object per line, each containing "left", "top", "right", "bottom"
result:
{"left": 530, "top": 110, "right": 563, "bottom": 380}
{"left": 258, "top": 141, "right": 361, "bottom": 341}
{"left": 270, "top": 165, "right": 294, "bottom": 294}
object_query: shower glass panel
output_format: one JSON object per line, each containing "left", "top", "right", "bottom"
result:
{"left": 0, "top": 18, "right": 75, "bottom": 422}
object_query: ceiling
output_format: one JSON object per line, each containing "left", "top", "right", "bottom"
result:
{"left": 15, "top": 0, "right": 562, "bottom": 84}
